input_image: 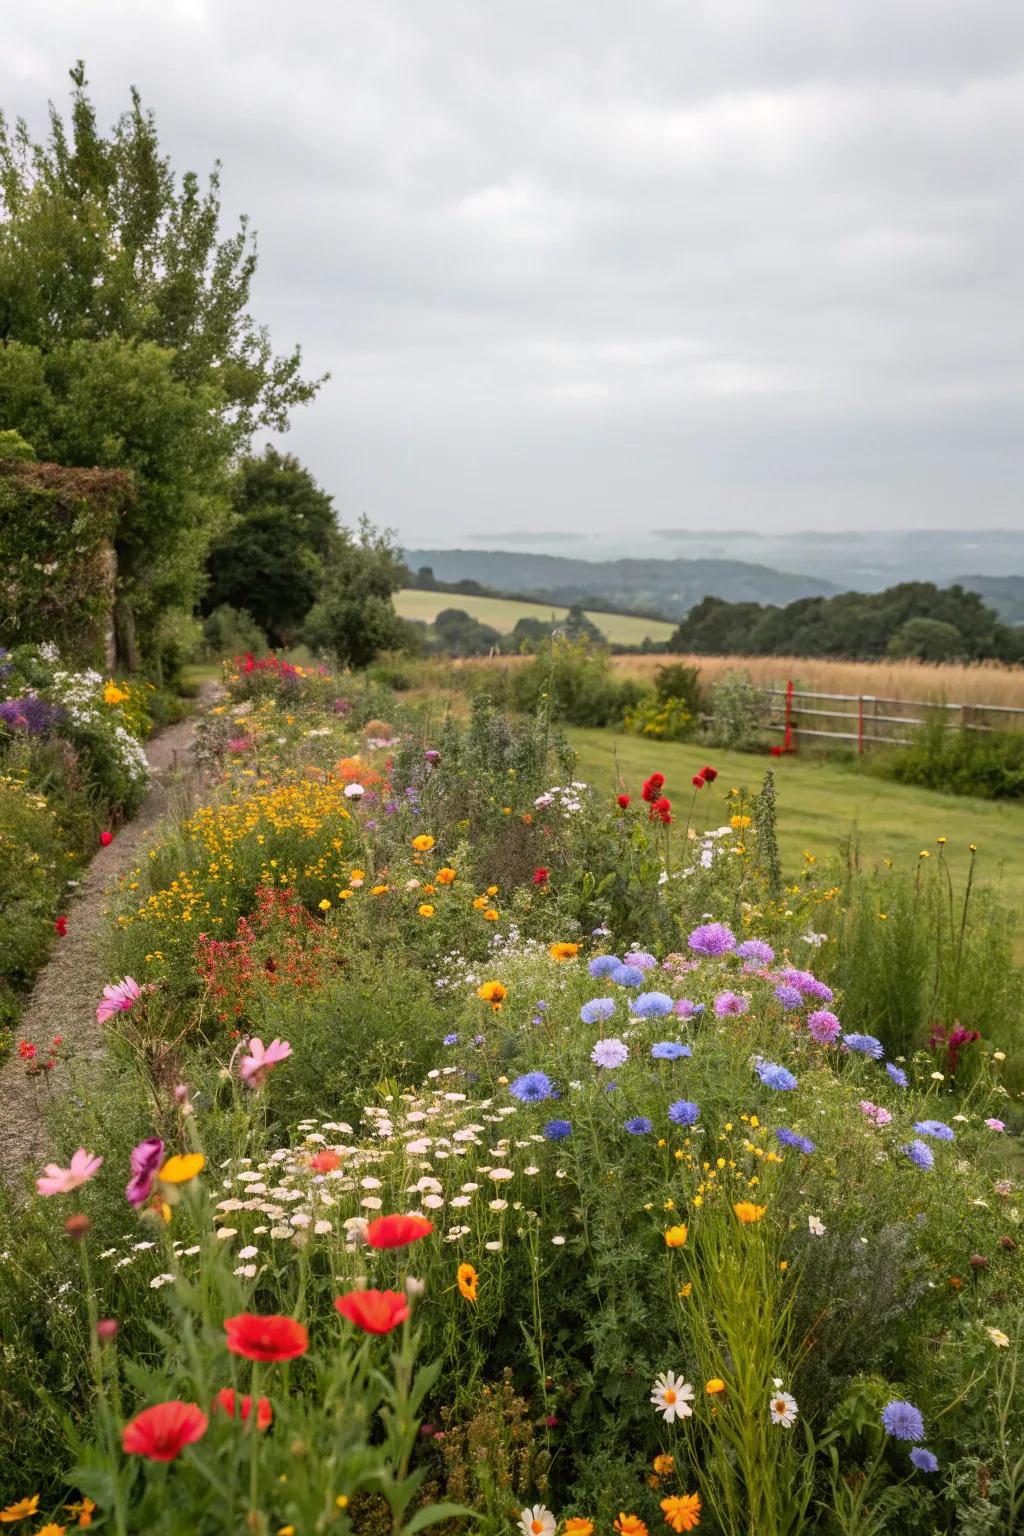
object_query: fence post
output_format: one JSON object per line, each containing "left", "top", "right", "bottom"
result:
{"left": 785, "top": 679, "right": 794, "bottom": 752}
{"left": 857, "top": 696, "right": 864, "bottom": 755}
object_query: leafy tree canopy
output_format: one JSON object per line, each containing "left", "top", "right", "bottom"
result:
{"left": 303, "top": 518, "right": 407, "bottom": 670}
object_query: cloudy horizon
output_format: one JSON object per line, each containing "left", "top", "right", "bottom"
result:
{"left": 5, "top": 1, "right": 1024, "bottom": 555}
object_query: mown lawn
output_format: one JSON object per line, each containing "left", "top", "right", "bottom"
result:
{"left": 569, "top": 727, "right": 1024, "bottom": 908}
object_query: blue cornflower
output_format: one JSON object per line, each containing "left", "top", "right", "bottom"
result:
{"left": 842, "top": 1032, "right": 885, "bottom": 1059}
{"left": 909, "top": 1447, "right": 939, "bottom": 1473}
{"left": 580, "top": 997, "right": 617, "bottom": 1024}
{"left": 913, "top": 1120, "right": 954, "bottom": 1142}
{"left": 651, "top": 1041, "right": 692, "bottom": 1060}
{"left": 443, "top": 1033, "right": 458, "bottom": 1045}
{"left": 633, "top": 991, "right": 674, "bottom": 1017}
{"left": 509, "top": 1071, "right": 554, "bottom": 1103}
{"left": 904, "top": 1139, "right": 934, "bottom": 1171}
{"left": 886, "top": 1062, "right": 909, "bottom": 1087}
{"left": 668, "top": 1099, "right": 700, "bottom": 1126}
{"left": 687, "top": 921, "right": 736, "bottom": 957}
{"left": 775, "top": 1127, "right": 816, "bottom": 1154}
{"left": 755, "top": 1060, "right": 798, "bottom": 1091}
{"left": 736, "top": 938, "right": 775, "bottom": 965}
{"left": 625, "top": 1117, "right": 654, "bottom": 1135}
{"left": 774, "top": 984, "right": 805, "bottom": 1010}
{"left": 543, "top": 1119, "right": 572, "bottom": 1140}
{"left": 588, "top": 954, "right": 621, "bottom": 978}
{"left": 882, "top": 1401, "right": 926, "bottom": 1442}
{"left": 611, "top": 963, "right": 645, "bottom": 987}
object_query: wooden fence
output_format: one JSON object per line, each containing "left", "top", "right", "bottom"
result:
{"left": 762, "top": 683, "right": 1024, "bottom": 754}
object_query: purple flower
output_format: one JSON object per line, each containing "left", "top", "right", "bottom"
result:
{"left": 668, "top": 1099, "right": 700, "bottom": 1126}
{"left": 755, "top": 1060, "right": 798, "bottom": 1091}
{"left": 624, "top": 1117, "right": 653, "bottom": 1135}
{"left": 913, "top": 1120, "right": 954, "bottom": 1142}
{"left": 842, "top": 1032, "right": 885, "bottom": 1060}
{"left": 904, "top": 1139, "right": 934, "bottom": 1171}
{"left": 882, "top": 1401, "right": 925, "bottom": 1442}
{"left": 591, "top": 1038, "right": 629, "bottom": 1069}
{"left": 687, "top": 922, "right": 736, "bottom": 957}
{"left": 443, "top": 1033, "right": 458, "bottom": 1046}
{"left": 543, "top": 1119, "right": 572, "bottom": 1140}
{"left": 736, "top": 938, "right": 775, "bottom": 966}
{"left": 580, "top": 997, "right": 616, "bottom": 1024}
{"left": 633, "top": 991, "right": 674, "bottom": 1018}
{"left": 588, "top": 955, "right": 621, "bottom": 979}
{"left": 781, "top": 968, "right": 833, "bottom": 1002}
{"left": 985, "top": 1118, "right": 1006, "bottom": 1132}
{"left": 126, "top": 1136, "right": 165, "bottom": 1207}
{"left": 651, "top": 1042, "right": 691, "bottom": 1060}
{"left": 886, "top": 1062, "right": 909, "bottom": 1087}
{"left": 909, "top": 1447, "right": 939, "bottom": 1473}
{"left": 611, "top": 964, "right": 645, "bottom": 987}
{"left": 774, "top": 984, "right": 804, "bottom": 1010}
{"left": 510, "top": 1072, "right": 554, "bottom": 1103}
{"left": 424, "top": 749, "right": 441, "bottom": 764}
{"left": 675, "top": 999, "right": 705, "bottom": 1019}
{"left": 775, "top": 1127, "right": 815, "bottom": 1154}
{"left": 627, "top": 951, "right": 659, "bottom": 970}
{"left": 714, "top": 991, "right": 749, "bottom": 1017}
{"left": 807, "top": 1010, "right": 842, "bottom": 1044}
{"left": 0, "top": 694, "right": 60, "bottom": 734}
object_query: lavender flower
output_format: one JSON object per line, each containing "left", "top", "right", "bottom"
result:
{"left": 443, "top": 1033, "right": 458, "bottom": 1046}
{"left": 909, "top": 1447, "right": 939, "bottom": 1473}
{"left": 633, "top": 991, "right": 673, "bottom": 1018}
{"left": 687, "top": 922, "right": 736, "bottom": 957}
{"left": 628, "top": 951, "right": 659, "bottom": 970}
{"left": 736, "top": 938, "right": 775, "bottom": 965}
{"left": 882, "top": 1401, "right": 925, "bottom": 1441}
{"left": 807, "top": 1010, "right": 842, "bottom": 1044}
{"left": 781, "top": 968, "right": 833, "bottom": 1002}
{"left": 580, "top": 997, "right": 617, "bottom": 1024}
{"left": 591, "top": 1038, "right": 629, "bottom": 1069}
{"left": 651, "top": 1042, "right": 691, "bottom": 1060}
{"left": 588, "top": 955, "right": 621, "bottom": 979}
{"left": 913, "top": 1120, "right": 954, "bottom": 1142}
{"left": 624, "top": 1117, "right": 653, "bottom": 1135}
{"left": 775, "top": 1127, "right": 815, "bottom": 1154}
{"left": 714, "top": 991, "right": 749, "bottom": 1017}
{"left": 668, "top": 1099, "right": 700, "bottom": 1126}
{"left": 755, "top": 1061, "right": 798, "bottom": 1091}
{"left": 611, "top": 964, "right": 645, "bottom": 988}
{"left": 886, "top": 1062, "right": 909, "bottom": 1088}
{"left": 904, "top": 1139, "right": 934, "bottom": 1171}
{"left": 842, "top": 1032, "right": 885, "bottom": 1059}
{"left": 675, "top": 999, "right": 705, "bottom": 1019}
{"left": 774, "top": 984, "right": 805, "bottom": 1010}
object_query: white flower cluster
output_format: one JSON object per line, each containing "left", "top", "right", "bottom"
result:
{"left": 533, "top": 782, "right": 590, "bottom": 816}
{"left": 46, "top": 668, "right": 150, "bottom": 785}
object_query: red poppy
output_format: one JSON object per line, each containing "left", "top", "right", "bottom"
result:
{"left": 533, "top": 868, "right": 549, "bottom": 885}
{"left": 701, "top": 766, "right": 719, "bottom": 782}
{"left": 365, "top": 1214, "right": 434, "bottom": 1249}
{"left": 223, "top": 1313, "right": 309, "bottom": 1362}
{"left": 335, "top": 1289, "right": 410, "bottom": 1334}
{"left": 641, "top": 773, "right": 665, "bottom": 803}
{"left": 214, "top": 1387, "right": 272, "bottom": 1431}
{"left": 652, "top": 796, "right": 672, "bottom": 824}
{"left": 691, "top": 774, "right": 705, "bottom": 788}
{"left": 100, "top": 831, "right": 114, "bottom": 847}
{"left": 310, "top": 1149, "right": 342, "bottom": 1173}
{"left": 122, "top": 1400, "right": 208, "bottom": 1461}
{"left": 54, "top": 915, "right": 68, "bottom": 937}
{"left": 616, "top": 793, "right": 631, "bottom": 808}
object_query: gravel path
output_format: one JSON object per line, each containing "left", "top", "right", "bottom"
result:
{"left": 0, "top": 695, "right": 211, "bottom": 1192}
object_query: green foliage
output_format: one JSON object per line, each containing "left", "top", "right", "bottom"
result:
{"left": 887, "top": 616, "right": 966, "bottom": 661}
{"left": 510, "top": 638, "right": 644, "bottom": 727}
{"left": 622, "top": 694, "right": 693, "bottom": 741}
{"left": 874, "top": 715, "right": 1024, "bottom": 800}
{"left": 303, "top": 516, "right": 407, "bottom": 668}
{"left": 201, "top": 604, "right": 268, "bottom": 659}
{"left": 432, "top": 607, "right": 503, "bottom": 657}
{"left": 0, "top": 427, "right": 35, "bottom": 460}
{"left": 705, "top": 667, "right": 763, "bottom": 750}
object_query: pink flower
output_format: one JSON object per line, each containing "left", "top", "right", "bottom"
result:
{"left": 96, "top": 976, "right": 142, "bottom": 1023}
{"left": 126, "top": 1136, "right": 165, "bottom": 1207}
{"left": 985, "top": 1118, "right": 1006, "bottom": 1133}
{"left": 239, "top": 1037, "right": 292, "bottom": 1088}
{"left": 37, "top": 1147, "right": 104, "bottom": 1196}
{"left": 858, "top": 1100, "right": 892, "bottom": 1128}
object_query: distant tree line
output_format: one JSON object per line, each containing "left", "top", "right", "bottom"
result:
{"left": 668, "top": 583, "right": 1024, "bottom": 663}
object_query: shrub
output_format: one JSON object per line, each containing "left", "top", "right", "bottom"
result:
{"left": 704, "top": 667, "right": 763, "bottom": 750}
{"left": 510, "top": 638, "right": 644, "bottom": 726}
{"left": 875, "top": 715, "right": 1024, "bottom": 799}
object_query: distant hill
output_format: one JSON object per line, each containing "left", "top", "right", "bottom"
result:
{"left": 404, "top": 549, "right": 837, "bottom": 621}
{"left": 951, "top": 576, "right": 1024, "bottom": 627}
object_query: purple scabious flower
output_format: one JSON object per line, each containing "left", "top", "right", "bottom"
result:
{"left": 580, "top": 997, "right": 617, "bottom": 1024}
{"left": 913, "top": 1119, "right": 954, "bottom": 1142}
{"left": 125, "top": 1136, "right": 165, "bottom": 1208}
{"left": 543, "top": 1119, "right": 572, "bottom": 1140}
{"left": 886, "top": 1062, "right": 909, "bottom": 1087}
{"left": 909, "top": 1447, "right": 939, "bottom": 1473}
{"left": 633, "top": 991, "right": 673, "bottom": 1018}
{"left": 0, "top": 694, "right": 60, "bottom": 734}
{"left": 688, "top": 922, "right": 736, "bottom": 957}
{"left": 510, "top": 1071, "right": 554, "bottom": 1103}
{"left": 424, "top": 749, "right": 441, "bottom": 764}
{"left": 588, "top": 955, "right": 621, "bottom": 979}
{"left": 651, "top": 1041, "right": 691, "bottom": 1060}
{"left": 443, "top": 1033, "right": 458, "bottom": 1046}
{"left": 668, "top": 1099, "right": 700, "bottom": 1126}
{"left": 882, "top": 1401, "right": 926, "bottom": 1442}
{"left": 624, "top": 1116, "right": 653, "bottom": 1135}
{"left": 904, "top": 1139, "right": 934, "bottom": 1171}
{"left": 842, "top": 1032, "right": 885, "bottom": 1059}
{"left": 714, "top": 991, "right": 749, "bottom": 1017}
{"left": 775, "top": 1127, "right": 815, "bottom": 1154}
{"left": 774, "top": 984, "right": 805, "bottom": 1010}
{"left": 591, "top": 1038, "right": 629, "bottom": 1069}
{"left": 611, "top": 964, "right": 645, "bottom": 987}
{"left": 675, "top": 999, "right": 705, "bottom": 1019}
{"left": 806, "top": 1010, "right": 842, "bottom": 1045}
{"left": 755, "top": 1060, "right": 798, "bottom": 1091}
{"left": 627, "top": 951, "right": 659, "bottom": 970}
{"left": 736, "top": 938, "right": 775, "bottom": 965}
{"left": 781, "top": 968, "right": 833, "bottom": 1002}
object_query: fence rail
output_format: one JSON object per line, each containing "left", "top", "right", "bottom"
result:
{"left": 760, "top": 684, "right": 1024, "bottom": 754}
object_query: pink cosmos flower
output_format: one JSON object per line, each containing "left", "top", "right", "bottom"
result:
{"left": 239, "top": 1037, "right": 292, "bottom": 1088}
{"left": 985, "top": 1118, "right": 1006, "bottom": 1133}
{"left": 37, "top": 1147, "right": 104, "bottom": 1196}
{"left": 126, "top": 1136, "right": 165, "bottom": 1207}
{"left": 96, "top": 976, "right": 142, "bottom": 1023}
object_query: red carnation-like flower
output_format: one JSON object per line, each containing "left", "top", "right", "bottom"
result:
{"left": 691, "top": 774, "right": 705, "bottom": 788}
{"left": 335, "top": 1288, "right": 410, "bottom": 1334}
{"left": 214, "top": 1387, "right": 272, "bottom": 1431}
{"left": 701, "top": 765, "right": 718, "bottom": 782}
{"left": 100, "top": 830, "right": 114, "bottom": 847}
{"left": 652, "top": 796, "right": 672, "bottom": 824}
{"left": 223, "top": 1313, "right": 309, "bottom": 1362}
{"left": 122, "top": 1400, "right": 208, "bottom": 1461}
{"left": 641, "top": 772, "right": 665, "bottom": 803}
{"left": 616, "top": 793, "right": 631, "bottom": 808}
{"left": 365, "top": 1214, "right": 434, "bottom": 1249}
{"left": 533, "top": 867, "right": 549, "bottom": 885}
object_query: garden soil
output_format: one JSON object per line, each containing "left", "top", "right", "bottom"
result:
{"left": 0, "top": 692, "right": 213, "bottom": 1193}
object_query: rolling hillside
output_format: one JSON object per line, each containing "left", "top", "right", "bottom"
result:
{"left": 394, "top": 588, "right": 676, "bottom": 646}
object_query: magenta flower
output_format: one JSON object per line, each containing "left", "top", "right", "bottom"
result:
{"left": 126, "top": 1136, "right": 165, "bottom": 1207}
{"left": 239, "top": 1036, "right": 292, "bottom": 1087}
{"left": 985, "top": 1118, "right": 1006, "bottom": 1133}
{"left": 37, "top": 1147, "right": 104, "bottom": 1197}
{"left": 859, "top": 1100, "right": 892, "bottom": 1128}
{"left": 96, "top": 976, "right": 142, "bottom": 1024}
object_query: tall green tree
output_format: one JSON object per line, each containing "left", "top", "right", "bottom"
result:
{"left": 0, "top": 63, "right": 322, "bottom": 662}
{"left": 205, "top": 446, "right": 337, "bottom": 647}
{"left": 303, "top": 518, "right": 408, "bottom": 669}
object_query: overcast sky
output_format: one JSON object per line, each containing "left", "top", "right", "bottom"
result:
{"left": 5, "top": 1, "right": 1024, "bottom": 554}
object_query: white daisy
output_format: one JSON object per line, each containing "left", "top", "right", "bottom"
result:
{"left": 650, "top": 1370, "right": 695, "bottom": 1423}
{"left": 808, "top": 1215, "right": 826, "bottom": 1236}
{"left": 518, "top": 1506, "right": 556, "bottom": 1536}
{"left": 769, "top": 1389, "right": 799, "bottom": 1427}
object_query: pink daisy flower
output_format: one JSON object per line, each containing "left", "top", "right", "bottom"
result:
{"left": 96, "top": 977, "right": 142, "bottom": 1024}
{"left": 239, "top": 1037, "right": 292, "bottom": 1088}
{"left": 37, "top": 1147, "right": 103, "bottom": 1196}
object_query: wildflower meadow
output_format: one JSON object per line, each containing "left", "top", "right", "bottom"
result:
{"left": 0, "top": 656, "right": 1021, "bottom": 1536}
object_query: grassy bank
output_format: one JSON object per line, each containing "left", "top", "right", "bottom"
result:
{"left": 394, "top": 587, "right": 677, "bottom": 646}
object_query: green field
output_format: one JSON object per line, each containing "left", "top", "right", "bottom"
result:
{"left": 569, "top": 727, "right": 1024, "bottom": 909}
{"left": 394, "top": 587, "right": 676, "bottom": 647}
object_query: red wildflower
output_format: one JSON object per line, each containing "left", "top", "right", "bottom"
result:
{"left": 691, "top": 775, "right": 705, "bottom": 789}
{"left": 652, "top": 796, "right": 672, "bottom": 825}
{"left": 365, "top": 1214, "right": 434, "bottom": 1249}
{"left": 17, "top": 1041, "right": 36, "bottom": 1060}
{"left": 310, "top": 1149, "right": 342, "bottom": 1173}
{"left": 122, "top": 1401, "right": 208, "bottom": 1461}
{"left": 55, "top": 915, "right": 68, "bottom": 937}
{"left": 616, "top": 793, "right": 631, "bottom": 808}
{"left": 214, "top": 1387, "right": 272, "bottom": 1431}
{"left": 335, "top": 1289, "right": 410, "bottom": 1334}
{"left": 223, "top": 1313, "right": 309, "bottom": 1362}
{"left": 100, "top": 831, "right": 113, "bottom": 847}
{"left": 701, "top": 766, "right": 719, "bottom": 782}
{"left": 533, "top": 868, "right": 549, "bottom": 885}
{"left": 641, "top": 773, "right": 665, "bottom": 803}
